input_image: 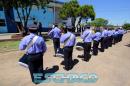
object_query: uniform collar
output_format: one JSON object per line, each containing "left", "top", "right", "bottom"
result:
{"left": 67, "top": 32, "right": 71, "bottom": 34}
{"left": 85, "top": 29, "right": 90, "bottom": 31}
{"left": 54, "top": 27, "right": 58, "bottom": 29}
{"left": 30, "top": 33, "right": 37, "bottom": 36}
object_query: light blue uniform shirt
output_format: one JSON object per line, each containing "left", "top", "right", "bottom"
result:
{"left": 81, "top": 29, "right": 93, "bottom": 43}
{"left": 48, "top": 27, "right": 61, "bottom": 39}
{"left": 118, "top": 29, "right": 125, "bottom": 34}
{"left": 19, "top": 33, "right": 47, "bottom": 54}
{"left": 101, "top": 30, "right": 108, "bottom": 37}
{"left": 112, "top": 30, "right": 115, "bottom": 36}
{"left": 92, "top": 32, "right": 102, "bottom": 41}
{"left": 114, "top": 30, "right": 119, "bottom": 36}
{"left": 108, "top": 30, "right": 113, "bottom": 36}
{"left": 60, "top": 32, "right": 76, "bottom": 47}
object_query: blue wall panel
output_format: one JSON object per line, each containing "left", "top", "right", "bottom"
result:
{"left": 14, "top": 7, "right": 54, "bottom": 32}
{"left": 0, "top": 27, "right": 8, "bottom": 33}
{"left": 0, "top": 7, "right": 55, "bottom": 33}
{"left": 0, "top": 10, "right": 8, "bottom": 33}
{"left": 0, "top": 11, "right": 5, "bottom": 19}
{"left": 5, "top": 8, "right": 17, "bottom": 33}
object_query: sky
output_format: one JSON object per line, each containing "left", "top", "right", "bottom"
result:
{"left": 58, "top": 0, "right": 130, "bottom": 26}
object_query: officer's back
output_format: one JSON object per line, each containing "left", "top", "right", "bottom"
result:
{"left": 92, "top": 28, "right": 102, "bottom": 41}
{"left": 101, "top": 28, "right": 108, "bottom": 38}
{"left": 19, "top": 26, "right": 46, "bottom": 54}
{"left": 81, "top": 26, "right": 93, "bottom": 43}
{"left": 48, "top": 25, "right": 61, "bottom": 39}
{"left": 19, "top": 24, "right": 47, "bottom": 84}
{"left": 60, "top": 27, "right": 76, "bottom": 47}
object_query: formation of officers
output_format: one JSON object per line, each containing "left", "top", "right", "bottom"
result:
{"left": 19, "top": 24, "right": 126, "bottom": 84}
{"left": 48, "top": 24, "right": 126, "bottom": 70}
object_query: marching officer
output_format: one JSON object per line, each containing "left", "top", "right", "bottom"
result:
{"left": 99, "top": 27, "right": 106, "bottom": 52}
{"left": 101, "top": 27, "right": 108, "bottom": 50}
{"left": 111, "top": 29, "right": 116, "bottom": 45}
{"left": 60, "top": 26, "right": 76, "bottom": 71}
{"left": 118, "top": 28, "right": 125, "bottom": 42}
{"left": 81, "top": 25, "right": 93, "bottom": 62}
{"left": 105, "top": 28, "right": 109, "bottom": 49}
{"left": 110, "top": 28, "right": 114, "bottom": 47}
{"left": 19, "top": 24, "right": 47, "bottom": 84}
{"left": 113, "top": 29, "right": 119, "bottom": 44}
{"left": 92, "top": 28, "right": 102, "bottom": 55}
{"left": 107, "top": 28, "right": 113, "bottom": 47}
{"left": 48, "top": 24, "right": 61, "bottom": 57}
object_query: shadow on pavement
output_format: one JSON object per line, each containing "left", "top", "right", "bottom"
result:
{"left": 44, "top": 65, "right": 59, "bottom": 74}
{"left": 36, "top": 65, "right": 59, "bottom": 84}
{"left": 125, "top": 44, "right": 130, "bottom": 47}
{"left": 60, "top": 59, "right": 79, "bottom": 70}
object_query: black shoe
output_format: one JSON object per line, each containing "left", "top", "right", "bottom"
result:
{"left": 82, "top": 59, "right": 89, "bottom": 62}
{"left": 77, "top": 55, "right": 84, "bottom": 58}
{"left": 53, "top": 55, "right": 57, "bottom": 57}
{"left": 63, "top": 67, "right": 70, "bottom": 71}
{"left": 68, "top": 66, "right": 73, "bottom": 70}
{"left": 92, "top": 53, "right": 98, "bottom": 56}
{"left": 60, "top": 61, "right": 65, "bottom": 65}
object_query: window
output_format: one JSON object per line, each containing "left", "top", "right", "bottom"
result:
{"left": 0, "top": 19, "right": 6, "bottom": 26}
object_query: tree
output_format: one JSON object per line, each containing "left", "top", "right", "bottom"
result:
{"left": 77, "top": 5, "right": 95, "bottom": 21}
{"left": 59, "top": 0, "right": 95, "bottom": 32}
{"left": 122, "top": 23, "right": 130, "bottom": 30}
{"left": 76, "top": 5, "right": 95, "bottom": 28}
{"left": 59, "top": 0, "right": 79, "bottom": 31}
{"left": 0, "top": 0, "right": 50, "bottom": 35}
{"left": 88, "top": 18, "right": 108, "bottom": 27}
{"left": 107, "top": 24, "right": 115, "bottom": 29}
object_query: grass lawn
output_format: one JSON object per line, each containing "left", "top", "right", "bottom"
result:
{"left": 0, "top": 41, "right": 20, "bottom": 53}
{"left": 0, "top": 36, "right": 81, "bottom": 53}
{"left": 0, "top": 38, "right": 52, "bottom": 53}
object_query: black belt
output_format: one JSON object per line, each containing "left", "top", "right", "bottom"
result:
{"left": 84, "top": 42, "right": 91, "bottom": 44}
{"left": 64, "top": 46, "right": 73, "bottom": 48}
{"left": 28, "top": 52, "right": 43, "bottom": 55}
{"left": 53, "top": 38, "right": 60, "bottom": 39}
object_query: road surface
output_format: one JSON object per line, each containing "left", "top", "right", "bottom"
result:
{"left": 0, "top": 32, "right": 130, "bottom": 86}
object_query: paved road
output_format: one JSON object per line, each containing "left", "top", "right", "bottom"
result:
{"left": 0, "top": 33, "right": 130, "bottom": 86}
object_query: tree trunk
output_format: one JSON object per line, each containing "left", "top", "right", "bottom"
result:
{"left": 4, "top": 8, "right": 24, "bottom": 34}
{"left": 71, "top": 17, "right": 76, "bottom": 32}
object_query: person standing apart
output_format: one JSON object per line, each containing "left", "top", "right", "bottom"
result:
{"left": 60, "top": 26, "right": 76, "bottom": 71}
{"left": 81, "top": 25, "right": 93, "bottom": 62}
{"left": 48, "top": 24, "right": 61, "bottom": 57}
{"left": 38, "top": 22, "right": 42, "bottom": 36}
{"left": 19, "top": 24, "right": 47, "bottom": 84}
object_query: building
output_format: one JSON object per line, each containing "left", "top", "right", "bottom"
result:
{"left": 0, "top": 1, "right": 63, "bottom": 33}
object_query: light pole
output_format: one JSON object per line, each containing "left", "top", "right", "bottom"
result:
{"left": 54, "top": 0, "right": 56, "bottom": 24}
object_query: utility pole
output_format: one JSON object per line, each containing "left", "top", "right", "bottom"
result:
{"left": 54, "top": 0, "right": 56, "bottom": 24}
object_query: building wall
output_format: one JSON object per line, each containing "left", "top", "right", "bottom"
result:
{"left": 0, "top": 1, "right": 63, "bottom": 33}
{"left": 5, "top": 8, "right": 18, "bottom": 33}
{"left": 0, "top": 8, "right": 8, "bottom": 33}
{"left": 0, "top": 7, "right": 55, "bottom": 33}
{"left": 55, "top": 7, "right": 62, "bottom": 24}
{"left": 13, "top": 6, "right": 54, "bottom": 32}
